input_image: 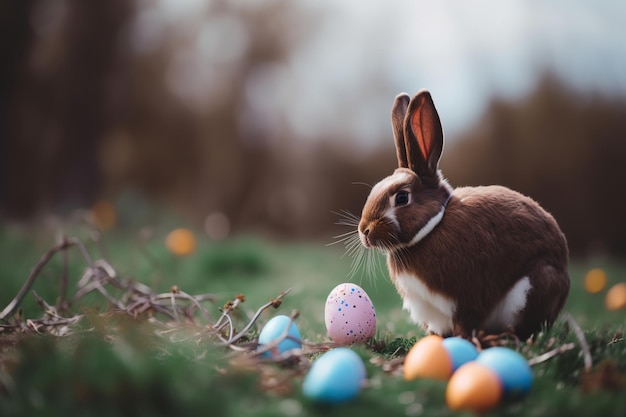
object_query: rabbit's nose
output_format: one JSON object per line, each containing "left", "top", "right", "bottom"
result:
{"left": 359, "top": 227, "right": 372, "bottom": 248}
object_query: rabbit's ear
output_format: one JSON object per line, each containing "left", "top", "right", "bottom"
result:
{"left": 404, "top": 90, "right": 444, "bottom": 181}
{"left": 391, "top": 93, "right": 410, "bottom": 168}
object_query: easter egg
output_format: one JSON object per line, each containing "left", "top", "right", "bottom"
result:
{"left": 165, "top": 228, "right": 197, "bottom": 256}
{"left": 584, "top": 268, "right": 607, "bottom": 294}
{"left": 441, "top": 337, "right": 479, "bottom": 372}
{"left": 403, "top": 335, "right": 450, "bottom": 380}
{"left": 257, "top": 315, "right": 302, "bottom": 357}
{"left": 605, "top": 283, "right": 626, "bottom": 311}
{"left": 324, "top": 283, "right": 376, "bottom": 345}
{"left": 476, "top": 347, "right": 533, "bottom": 398}
{"left": 303, "top": 348, "right": 366, "bottom": 403}
{"left": 90, "top": 200, "right": 116, "bottom": 230}
{"left": 446, "top": 362, "right": 503, "bottom": 412}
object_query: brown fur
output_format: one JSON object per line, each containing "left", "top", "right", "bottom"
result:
{"left": 389, "top": 185, "right": 569, "bottom": 339}
{"left": 358, "top": 90, "right": 570, "bottom": 339}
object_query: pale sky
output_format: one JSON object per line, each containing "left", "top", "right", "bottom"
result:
{"left": 291, "top": 0, "right": 626, "bottom": 144}
{"left": 149, "top": 0, "right": 626, "bottom": 147}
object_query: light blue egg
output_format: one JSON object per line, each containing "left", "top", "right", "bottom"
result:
{"left": 441, "top": 337, "right": 479, "bottom": 372}
{"left": 476, "top": 347, "right": 533, "bottom": 398}
{"left": 303, "top": 348, "right": 366, "bottom": 403}
{"left": 257, "top": 315, "right": 302, "bottom": 357}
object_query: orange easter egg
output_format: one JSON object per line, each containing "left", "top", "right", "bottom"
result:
{"left": 584, "top": 268, "right": 607, "bottom": 294}
{"left": 90, "top": 200, "right": 116, "bottom": 230}
{"left": 403, "top": 335, "right": 451, "bottom": 381}
{"left": 605, "top": 283, "right": 626, "bottom": 311}
{"left": 165, "top": 228, "right": 197, "bottom": 256}
{"left": 446, "top": 362, "right": 503, "bottom": 412}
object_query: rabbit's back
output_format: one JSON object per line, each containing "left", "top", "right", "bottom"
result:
{"left": 388, "top": 184, "right": 569, "bottom": 336}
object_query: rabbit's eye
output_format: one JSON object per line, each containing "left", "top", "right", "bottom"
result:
{"left": 394, "top": 191, "right": 409, "bottom": 206}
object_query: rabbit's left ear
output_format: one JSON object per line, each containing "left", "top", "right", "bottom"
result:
{"left": 404, "top": 90, "right": 444, "bottom": 183}
{"left": 391, "top": 93, "right": 410, "bottom": 169}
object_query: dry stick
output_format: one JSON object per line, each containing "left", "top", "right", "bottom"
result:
{"left": 72, "top": 262, "right": 124, "bottom": 308}
{"left": 224, "top": 313, "right": 236, "bottom": 341}
{"left": 123, "top": 293, "right": 178, "bottom": 321}
{"left": 147, "top": 301, "right": 178, "bottom": 321}
{"left": 215, "top": 333, "right": 253, "bottom": 352}
{"left": 70, "top": 236, "right": 95, "bottom": 267}
{"left": 32, "top": 291, "right": 56, "bottom": 316}
{"left": 170, "top": 291, "right": 180, "bottom": 322}
{"left": 124, "top": 292, "right": 214, "bottom": 323}
{"left": 177, "top": 290, "right": 213, "bottom": 321}
{"left": 59, "top": 240, "right": 69, "bottom": 308}
{"left": 2, "top": 234, "right": 292, "bottom": 346}
{"left": 25, "top": 319, "right": 41, "bottom": 333}
{"left": 151, "top": 291, "right": 213, "bottom": 319}
{"left": 214, "top": 296, "right": 244, "bottom": 329}
{"left": 528, "top": 343, "right": 576, "bottom": 366}
{"left": 564, "top": 313, "right": 593, "bottom": 372}
{"left": 88, "top": 265, "right": 214, "bottom": 323}
{"left": 94, "top": 283, "right": 126, "bottom": 310}
{"left": 121, "top": 278, "right": 153, "bottom": 297}
{"left": 0, "top": 237, "right": 75, "bottom": 320}
{"left": 73, "top": 279, "right": 125, "bottom": 309}
{"left": 222, "top": 289, "right": 293, "bottom": 346}
{"left": 94, "top": 259, "right": 117, "bottom": 279}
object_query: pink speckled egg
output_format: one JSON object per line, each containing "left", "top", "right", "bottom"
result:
{"left": 325, "top": 283, "right": 376, "bottom": 345}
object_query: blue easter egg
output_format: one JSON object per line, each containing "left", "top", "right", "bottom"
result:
{"left": 476, "top": 347, "right": 533, "bottom": 398}
{"left": 303, "top": 348, "right": 366, "bottom": 403}
{"left": 441, "top": 337, "right": 479, "bottom": 372}
{"left": 258, "top": 315, "right": 302, "bottom": 357}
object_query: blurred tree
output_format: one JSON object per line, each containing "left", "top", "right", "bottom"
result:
{"left": 3, "top": 0, "right": 134, "bottom": 217}
{"left": 444, "top": 75, "right": 626, "bottom": 257}
{"left": 3, "top": 1, "right": 625, "bottom": 259}
{"left": 0, "top": 0, "right": 37, "bottom": 215}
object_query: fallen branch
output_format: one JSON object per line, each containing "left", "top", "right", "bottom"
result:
{"left": 0, "top": 234, "right": 288, "bottom": 350}
{"left": 0, "top": 237, "right": 75, "bottom": 320}
{"left": 528, "top": 343, "right": 576, "bottom": 366}
{"left": 222, "top": 289, "right": 292, "bottom": 346}
{"left": 563, "top": 313, "right": 593, "bottom": 372}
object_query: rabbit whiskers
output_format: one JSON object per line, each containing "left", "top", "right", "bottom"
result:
{"left": 328, "top": 210, "right": 389, "bottom": 285}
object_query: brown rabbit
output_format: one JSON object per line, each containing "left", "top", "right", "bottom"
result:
{"left": 358, "top": 90, "right": 570, "bottom": 339}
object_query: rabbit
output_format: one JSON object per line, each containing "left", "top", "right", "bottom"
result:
{"left": 357, "top": 90, "right": 570, "bottom": 339}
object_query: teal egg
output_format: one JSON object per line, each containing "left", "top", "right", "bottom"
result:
{"left": 303, "top": 348, "right": 366, "bottom": 403}
{"left": 257, "top": 315, "right": 302, "bottom": 357}
{"left": 441, "top": 337, "right": 479, "bottom": 372}
{"left": 476, "top": 347, "right": 533, "bottom": 398}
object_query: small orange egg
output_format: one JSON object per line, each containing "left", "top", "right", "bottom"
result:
{"left": 165, "top": 228, "right": 197, "bottom": 256}
{"left": 584, "top": 268, "right": 607, "bottom": 294}
{"left": 446, "top": 362, "right": 503, "bottom": 413}
{"left": 403, "top": 335, "right": 451, "bottom": 381}
{"left": 605, "top": 283, "right": 626, "bottom": 311}
{"left": 90, "top": 200, "right": 116, "bottom": 231}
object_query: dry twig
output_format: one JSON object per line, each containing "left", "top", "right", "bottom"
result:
{"left": 0, "top": 234, "right": 293, "bottom": 361}
{"left": 528, "top": 343, "right": 576, "bottom": 366}
{"left": 563, "top": 313, "right": 593, "bottom": 372}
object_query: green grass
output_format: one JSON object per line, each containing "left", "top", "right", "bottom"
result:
{"left": 1, "top": 224, "right": 625, "bottom": 416}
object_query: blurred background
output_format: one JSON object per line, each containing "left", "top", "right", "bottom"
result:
{"left": 1, "top": 0, "right": 625, "bottom": 256}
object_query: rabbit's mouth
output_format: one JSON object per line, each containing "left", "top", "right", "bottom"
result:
{"left": 358, "top": 215, "right": 401, "bottom": 252}
{"left": 359, "top": 228, "right": 396, "bottom": 253}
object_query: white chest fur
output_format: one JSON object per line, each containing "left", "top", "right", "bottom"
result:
{"left": 394, "top": 272, "right": 532, "bottom": 335}
{"left": 394, "top": 272, "right": 456, "bottom": 335}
